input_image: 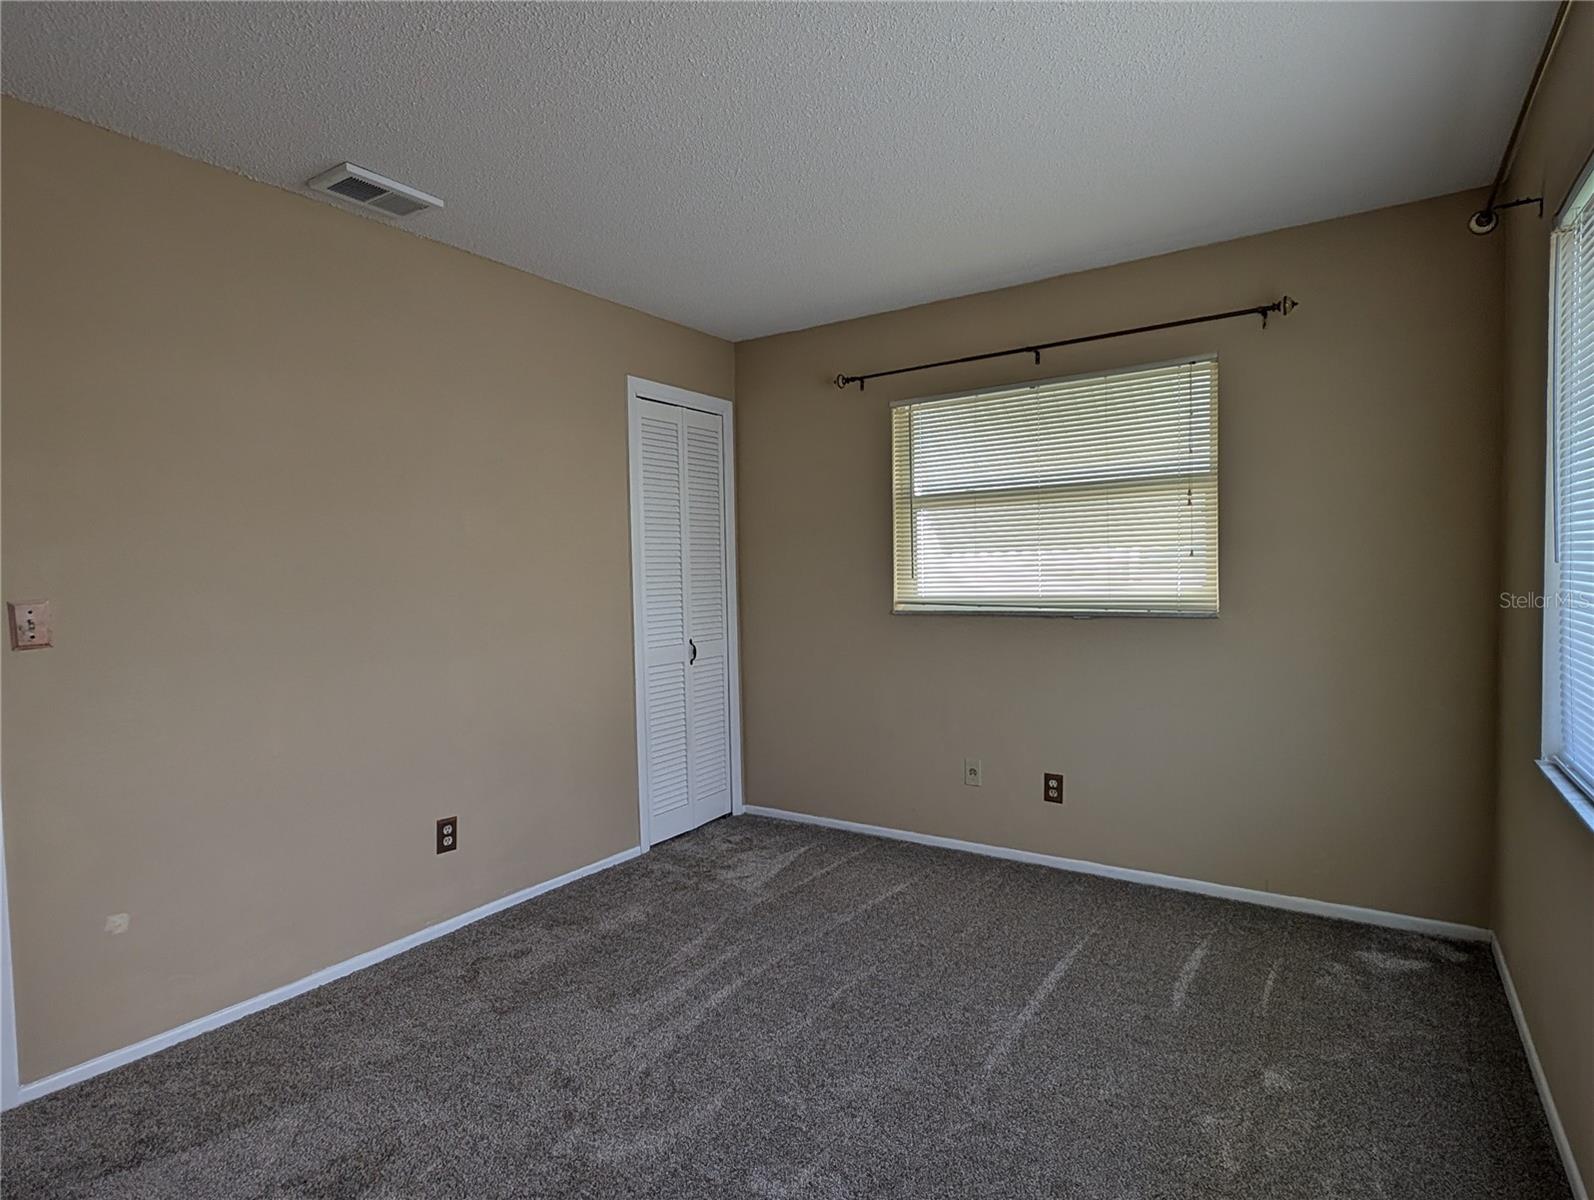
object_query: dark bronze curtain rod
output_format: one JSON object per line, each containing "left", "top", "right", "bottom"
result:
{"left": 833, "top": 295, "right": 1298, "bottom": 391}
{"left": 1468, "top": 0, "right": 1571, "bottom": 236}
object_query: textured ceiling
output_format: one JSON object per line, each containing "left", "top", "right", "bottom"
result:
{"left": 0, "top": 2, "right": 1555, "bottom": 340}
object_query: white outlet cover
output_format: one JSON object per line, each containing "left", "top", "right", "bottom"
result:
{"left": 964, "top": 758, "right": 983, "bottom": 787}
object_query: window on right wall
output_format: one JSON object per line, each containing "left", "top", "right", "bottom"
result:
{"left": 1542, "top": 158, "right": 1594, "bottom": 802}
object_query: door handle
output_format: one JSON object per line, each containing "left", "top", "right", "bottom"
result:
{"left": 689, "top": 638, "right": 697, "bottom": 665}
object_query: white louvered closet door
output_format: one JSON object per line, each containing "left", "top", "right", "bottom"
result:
{"left": 637, "top": 399, "right": 733, "bottom": 843}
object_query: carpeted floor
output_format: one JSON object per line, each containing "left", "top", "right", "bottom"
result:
{"left": 0, "top": 815, "right": 1571, "bottom": 1199}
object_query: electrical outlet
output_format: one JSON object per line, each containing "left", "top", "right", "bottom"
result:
{"left": 1044, "top": 773, "right": 1064, "bottom": 804}
{"left": 964, "top": 758, "right": 983, "bottom": 787}
{"left": 436, "top": 816, "right": 457, "bottom": 854}
{"left": 7, "top": 600, "right": 52, "bottom": 650}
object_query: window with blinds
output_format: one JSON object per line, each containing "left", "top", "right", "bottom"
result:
{"left": 1545, "top": 164, "right": 1594, "bottom": 799}
{"left": 891, "top": 357, "right": 1219, "bottom": 616}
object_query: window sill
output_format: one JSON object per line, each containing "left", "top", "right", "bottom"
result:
{"left": 891, "top": 607, "right": 1218, "bottom": 619}
{"left": 1534, "top": 759, "right": 1594, "bottom": 836}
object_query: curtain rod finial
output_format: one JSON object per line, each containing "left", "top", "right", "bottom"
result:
{"left": 1279, "top": 295, "right": 1298, "bottom": 316}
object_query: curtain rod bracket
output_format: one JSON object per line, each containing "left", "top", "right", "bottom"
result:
{"left": 1263, "top": 294, "right": 1299, "bottom": 329}
{"left": 1470, "top": 195, "right": 1545, "bottom": 236}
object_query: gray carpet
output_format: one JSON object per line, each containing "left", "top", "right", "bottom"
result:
{"left": 0, "top": 815, "right": 1571, "bottom": 1199}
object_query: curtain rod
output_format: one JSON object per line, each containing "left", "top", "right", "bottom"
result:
{"left": 833, "top": 295, "right": 1298, "bottom": 391}
{"left": 1468, "top": 0, "right": 1573, "bottom": 236}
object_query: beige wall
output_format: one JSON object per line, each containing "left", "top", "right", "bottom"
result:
{"left": 6, "top": 43, "right": 1587, "bottom": 1156}
{"left": 0, "top": 99, "right": 733, "bottom": 1081}
{"left": 735, "top": 190, "right": 1504, "bottom": 928}
{"left": 1493, "top": 4, "right": 1594, "bottom": 1187}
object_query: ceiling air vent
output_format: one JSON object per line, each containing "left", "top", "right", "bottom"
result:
{"left": 306, "top": 163, "right": 443, "bottom": 217}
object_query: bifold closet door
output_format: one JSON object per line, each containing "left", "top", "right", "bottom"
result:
{"left": 637, "top": 398, "right": 733, "bottom": 843}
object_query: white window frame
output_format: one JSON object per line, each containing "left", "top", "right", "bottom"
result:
{"left": 1538, "top": 152, "right": 1594, "bottom": 835}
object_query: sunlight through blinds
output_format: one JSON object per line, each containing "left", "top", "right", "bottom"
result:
{"left": 1550, "top": 172, "right": 1594, "bottom": 794}
{"left": 891, "top": 357, "right": 1219, "bottom": 615}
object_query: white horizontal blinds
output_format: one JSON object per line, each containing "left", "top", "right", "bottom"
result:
{"left": 1553, "top": 187, "right": 1594, "bottom": 791}
{"left": 891, "top": 358, "right": 1219, "bottom": 614}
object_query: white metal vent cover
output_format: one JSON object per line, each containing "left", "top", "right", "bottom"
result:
{"left": 305, "top": 162, "right": 443, "bottom": 217}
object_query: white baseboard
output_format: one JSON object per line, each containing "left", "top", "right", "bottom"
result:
{"left": 1493, "top": 937, "right": 1589, "bottom": 1200}
{"left": 4, "top": 843, "right": 643, "bottom": 1110}
{"left": 5, "top": 809, "right": 1583, "bottom": 1200}
{"left": 742, "top": 806, "right": 1492, "bottom": 942}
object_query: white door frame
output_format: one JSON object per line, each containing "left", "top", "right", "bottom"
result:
{"left": 626, "top": 376, "right": 745, "bottom": 851}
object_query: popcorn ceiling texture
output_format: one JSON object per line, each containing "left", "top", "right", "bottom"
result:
{"left": 0, "top": 818, "right": 1571, "bottom": 1199}
{"left": 0, "top": 1, "right": 1554, "bottom": 340}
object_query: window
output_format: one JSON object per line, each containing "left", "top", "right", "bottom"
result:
{"left": 1544, "top": 162, "right": 1594, "bottom": 798}
{"left": 890, "top": 357, "right": 1219, "bottom": 616}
